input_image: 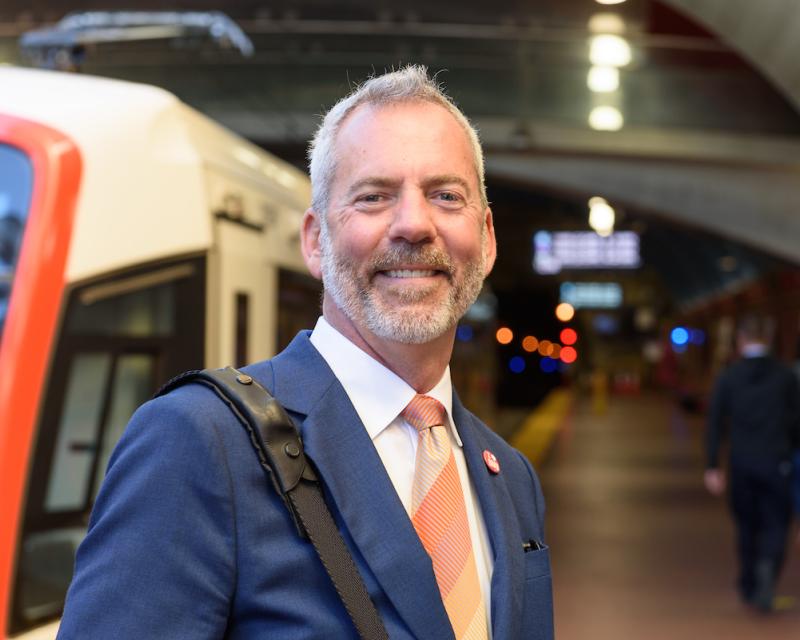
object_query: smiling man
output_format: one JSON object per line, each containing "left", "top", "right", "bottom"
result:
{"left": 58, "top": 66, "right": 553, "bottom": 640}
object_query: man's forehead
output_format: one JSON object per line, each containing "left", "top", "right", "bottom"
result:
{"left": 333, "top": 102, "right": 476, "bottom": 174}
{"left": 337, "top": 100, "right": 464, "bottom": 143}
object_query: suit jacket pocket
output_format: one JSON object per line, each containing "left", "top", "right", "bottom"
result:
{"left": 524, "top": 544, "right": 551, "bottom": 580}
{"left": 522, "top": 546, "right": 554, "bottom": 640}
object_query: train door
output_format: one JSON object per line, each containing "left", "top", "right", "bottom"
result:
{"left": 9, "top": 258, "right": 206, "bottom": 636}
{"left": 206, "top": 172, "right": 283, "bottom": 368}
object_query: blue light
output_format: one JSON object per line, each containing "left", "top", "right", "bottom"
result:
{"left": 670, "top": 327, "right": 689, "bottom": 346}
{"left": 509, "top": 356, "right": 526, "bottom": 374}
{"left": 540, "top": 357, "right": 558, "bottom": 374}
{"left": 456, "top": 325, "right": 474, "bottom": 342}
{"left": 689, "top": 328, "right": 706, "bottom": 345}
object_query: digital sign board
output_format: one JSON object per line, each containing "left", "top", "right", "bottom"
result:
{"left": 533, "top": 231, "right": 640, "bottom": 275}
{"left": 560, "top": 282, "right": 623, "bottom": 309}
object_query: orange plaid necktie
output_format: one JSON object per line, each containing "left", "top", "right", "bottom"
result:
{"left": 402, "top": 394, "right": 488, "bottom": 640}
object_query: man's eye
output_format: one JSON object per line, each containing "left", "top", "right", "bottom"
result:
{"left": 359, "top": 194, "right": 384, "bottom": 203}
{"left": 436, "top": 192, "right": 461, "bottom": 203}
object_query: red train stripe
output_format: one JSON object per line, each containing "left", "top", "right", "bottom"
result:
{"left": 0, "top": 114, "right": 82, "bottom": 636}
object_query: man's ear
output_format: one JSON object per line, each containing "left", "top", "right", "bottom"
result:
{"left": 301, "top": 208, "right": 323, "bottom": 280}
{"left": 482, "top": 207, "right": 497, "bottom": 276}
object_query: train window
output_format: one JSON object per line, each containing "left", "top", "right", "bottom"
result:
{"left": 68, "top": 275, "right": 177, "bottom": 336}
{"left": 12, "top": 258, "right": 205, "bottom": 634}
{"left": 92, "top": 353, "right": 155, "bottom": 500}
{"left": 0, "top": 143, "right": 33, "bottom": 341}
{"left": 45, "top": 353, "right": 113, "bottom": 512}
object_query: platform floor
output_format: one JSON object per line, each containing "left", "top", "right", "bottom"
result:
{"left": 531, "top": 391, "right": 800, "bottom": 639}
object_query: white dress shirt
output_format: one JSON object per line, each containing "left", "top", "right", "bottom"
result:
{"left": 309, "top": 317, "right": 494, "bottom": 634}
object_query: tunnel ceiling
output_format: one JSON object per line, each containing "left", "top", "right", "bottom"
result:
{"left": 1, "top": 0, "right": 798, "bottom": 308}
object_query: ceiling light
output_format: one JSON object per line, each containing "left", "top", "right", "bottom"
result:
{"left": 595, "top": 0, "right": 627, "bottom": 5}
{"left": 589, "top": 198, "right": 615, "bottom": 236}
{"left": 588, "top": 66, "right": 619, "bottom": 92}
{"left": 588, "top": 13, "right": 626, "bottom": 34}
{"left": 589, "top": 106, "right": 624, "bottom": 131}
{"left": 590, "top": 34, "right": 631, "bottom": 67}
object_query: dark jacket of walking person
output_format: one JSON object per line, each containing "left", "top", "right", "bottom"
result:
{"left": 705, "top": 316, "right": 800, "bottom": 611}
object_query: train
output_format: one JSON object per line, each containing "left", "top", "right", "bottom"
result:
{"left": 0, "top": 66, "right": 318, "bottom": 639}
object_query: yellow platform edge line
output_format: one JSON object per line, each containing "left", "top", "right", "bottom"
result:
{"left": 510, "top": 388, "right": 573, "bottom": 467}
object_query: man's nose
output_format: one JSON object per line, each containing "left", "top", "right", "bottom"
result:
{"left": 388, "top": 190, "right": 437, "bottom": 244}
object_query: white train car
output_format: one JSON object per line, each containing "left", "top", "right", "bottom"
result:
{"left": 0, "top": 67, "right": 317, "bottom": 638}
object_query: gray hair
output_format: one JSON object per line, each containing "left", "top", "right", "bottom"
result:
{"left": 307, "top": 65, "right": 487, "bottom": 216}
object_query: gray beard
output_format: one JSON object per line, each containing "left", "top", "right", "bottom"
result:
{"left": 319, "top": 222, "right": 486, "bottom": 344}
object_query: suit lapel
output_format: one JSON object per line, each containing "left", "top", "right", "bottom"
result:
{"left": 260, "top": 333, "right": 455, "bottom": 640}
{"left": 453, "top": 398, "right": 525, "bottom": 640}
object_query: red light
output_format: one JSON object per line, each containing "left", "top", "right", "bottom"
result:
{"left": 560, "top": 346, "right": 578, "bottom": 363}
{"left": 560, "top": 328, "right": 578, "bottom": 345}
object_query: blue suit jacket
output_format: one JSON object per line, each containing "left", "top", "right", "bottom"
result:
{"left": 58, "top": 332, "right": 553, "bottom": 639}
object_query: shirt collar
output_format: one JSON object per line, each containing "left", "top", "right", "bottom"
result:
{"left": 309, "top": 316, "right": 460, "bottom": 446}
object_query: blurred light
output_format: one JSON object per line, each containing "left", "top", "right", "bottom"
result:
{"left": 588, "top": 197, "right": 615, "bottom": 236}
{"left": 522, "top": 336, "right": 539, "bottom": 352}
{"left": 588, "top": 13, "right": 626, "bottom": 34}
{"left": 589, "top": 34, "right": 631, "bottom": 67}
{"left": 670, "top": 327, "right": 689, "bottom": 346}
{"left": 456, "top": 325, "right": 474, "bottom": 342}
{"left": 509, "top": 356, "right": 526, "bottom": 374}
{"left": 672, "top": 343, "right": 688, "bottom": 355}
{"left": 560, "top": 328, "right": 578, "bottom": 345}
{"left": 555, "top": 303, "right": 575, "bottom": 322}
{"left": 560, "top": 346, "right": 578, "bottom": 364}
{"left": 633, "top": 306, "right": 656, "bottom": 331}
{"left": 534, "top": 230, "right": 640, "bottom": 274}
{"left": 540, "top": 357, "right": 558, "bottom": 373}
{"left": 690, "top": 328, "right": 706, "bottom": 345}
{"left": 561, "top": 282, "right": 622, "bottom": 309}
{"left": 593, "top": 313, "right": 619, "bottom": 335}
{"left": 642, "top": 340, "right": 662, "bottom": 363}
{"left": 595, "top": 0, "right": 627, "bottom": 4}
{"left": 587, "top": 65, "right": 619, "bottom": 92}
{"left": 496, "top": 327, "right": 513, "bottom": 345}
{"left": 589, "top": 106, "right": 624, "bottom": 131}
{"left": 718, "top": 255, "right": 738, "bottom": 273}
{"left": 550, "top": 344, "right": 562, "bottom": 359}
{"left": 538, "top": 340, "right": 553, "bottom": 357}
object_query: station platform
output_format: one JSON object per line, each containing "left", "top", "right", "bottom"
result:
{"left": 511, "top": 390, "right": 800, "bottom": 639}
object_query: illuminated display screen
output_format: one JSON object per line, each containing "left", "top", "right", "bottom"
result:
{"left": 560, "top": 282, "right": 623, "bottom": 309}
{"left": 533, "top": 231, "right": 640, "bottom": 274}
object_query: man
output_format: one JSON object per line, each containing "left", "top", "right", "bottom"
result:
{"left": 58, "top": 66, "right": 553, "bottom": 639}
{"left": 705, "top": 315, "right": 800, "bottom": 612}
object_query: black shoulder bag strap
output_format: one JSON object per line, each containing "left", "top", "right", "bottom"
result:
{"left": 156, "top": 366, "right": 389, "bottom": 640}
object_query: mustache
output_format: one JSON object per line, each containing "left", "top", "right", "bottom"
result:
{"left": 368, "top": 245, "right": 454, "bottom": 276}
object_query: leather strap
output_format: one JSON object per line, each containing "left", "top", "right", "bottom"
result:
{"left": 156, "top": 366, "right": 389, "bottom": 640}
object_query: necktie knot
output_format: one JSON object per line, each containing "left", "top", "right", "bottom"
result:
{"left": 401, "top": 394, "right": 447, "bottom": 433}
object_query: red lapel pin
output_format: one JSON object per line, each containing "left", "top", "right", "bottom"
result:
{"left": 483, "top": 450, "right": 500, "bottom": 474}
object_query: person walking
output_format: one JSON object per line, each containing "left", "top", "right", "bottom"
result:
{"left": 705, "top": 315, "right": 800, "bottom": 611}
